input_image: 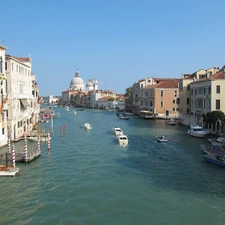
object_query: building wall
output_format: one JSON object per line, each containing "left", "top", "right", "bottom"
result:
{"left": 155, "top": 88, "right": 179, "bottom": 118}
{"left": 6, "top": 56, "right": 34, "bottom": 141}
{"left": 0, "top": 45, "right": 8, "bottom": 146}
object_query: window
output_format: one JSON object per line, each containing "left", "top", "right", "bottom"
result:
{"left": 173, "top": 108, "right": 175, "bottom": 111}
{"left": 216, "top": 85, "right": 220, "bottom": 94}
{"left": 161, "top": 90, "right": 163, "bottom": 97}
{"left": 187, "top": 98, "right": 189, "bottom": 104}
{"left": 160, "top": 101, "right": 163, "bottom": 107}
{"left": 150, "top": 101, "right": 153, "bottom": 107}
{"left": 172, "top": 99, "right": 175, "bottom": 104}
{"left": 2, "top": 128, "right": 4, "bottom": 135}
{"left": 176, "top": 108, "right": 179, "bottom": 111}
{"left": 12, "top": 63, "right": 14, "bottom": 71}
{"left": 5, "top": 62, "right": 7, "bottom": 71}
{"left": 187, "top": 85, "right": 190, "bottom": 91}
{"left": 187, "top": 108, "right": 189, "bottom": 113}
{"left": 216, "top": 100, "right": 220, "bottom": 110}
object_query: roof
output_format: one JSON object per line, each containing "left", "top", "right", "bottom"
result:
{"left": 191, "top": 70, "right": 225, "bottom": 84}
{"left": 145, "top": 79, "right": 181, "bottom": 89}
{"left": 6, "top": 54, "right": 31, "bottom": 63}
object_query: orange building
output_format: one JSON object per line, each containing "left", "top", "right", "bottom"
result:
{"left": 145, "top": 79, "right": 181, "bottom": 118}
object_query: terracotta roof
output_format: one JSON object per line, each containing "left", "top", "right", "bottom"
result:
{"left": 209, "top": 70, "right": 225, "bottom": 80}
{"left": 145, "top": 79, "right": 181, "bottom": 89}
{"left": 183, "top": 74, "right": 193, "bottom": 79}
{"left": 6, "top": 54, "right": 31, "bottom": 62}
{"left": 98, "top": 96, "right": 113, "bottom": 100}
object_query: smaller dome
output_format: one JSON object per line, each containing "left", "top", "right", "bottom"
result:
{"left": 86, "top": 79, "right": 94, "bottom": 87}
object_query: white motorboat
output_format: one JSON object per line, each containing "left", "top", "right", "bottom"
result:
{"left": 187, "top": 125, "right": 206, "bottom": 138}
{"left": 168, "top": 118, "right": 176, "bottom": 125}
{"left": 84, "top": 123, "right": 92, "bottom": 130}
{"left": 156, "top": 136, "right": 168, "bottom": 142}
{"left": 72, "top": 111, "right": 77, "bottom": 114}
{"left": 27, "top": 136, "right": 51, "bottom": 142}
{"left": 113, "top": 127, "right": 123, "bottom": 136}
{"left": 118, "top": 134, "right": 128, "bottom": 146}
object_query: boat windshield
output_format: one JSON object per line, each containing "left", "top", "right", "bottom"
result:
{"left": 193, "top": 128, "right": 203, "bottom": 131}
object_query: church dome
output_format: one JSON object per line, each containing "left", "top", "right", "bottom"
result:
{"left": 70, "top": 70, "right": 84, "bottom": 90}
{"left": 86, "top": 79, "right": 94, "bottom": 87}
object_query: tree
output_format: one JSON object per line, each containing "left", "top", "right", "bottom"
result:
{"left": 203, "top": 110, "right": 225, "bottom": 129}
{"left": 125, "top": 87, "right": 132, "bottom": 97}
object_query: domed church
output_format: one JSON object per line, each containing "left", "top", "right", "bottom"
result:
{"left": 70, "top": 70, "right": 85, "bottom": 91}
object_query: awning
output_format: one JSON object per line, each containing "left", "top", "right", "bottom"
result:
{"left": 20, "top": 99, "right": 29, "bottom": 108}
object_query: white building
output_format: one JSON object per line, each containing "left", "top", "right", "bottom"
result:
{"left": 0, "top": 45, "right": 8, "bottom": 146}
{"left": 5, "top": 54, "right": 39, "bottom": 141}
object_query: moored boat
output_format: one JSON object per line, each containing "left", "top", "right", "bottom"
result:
{"left": 187, "top": 125, "right": 206, "bottom": 138}
{"left": 168, "top": 118, "right": 176, "bottom": 125}
{"left": 203, "top": 151, "right": 225, "bottom": 167}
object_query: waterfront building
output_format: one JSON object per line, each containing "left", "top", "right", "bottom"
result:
{"left": 5, "top": 54, "right": 39, "bottom": 141}
{"left": 144, "top": 79, "right": 181, "bottom": 118}
{"left": 90, "top": 90, "right": 116, "bottom": 108}
{"left": 131, "top": 77, "right": 180, "bottom": 117}
{"left": 179, "top": 67, "right": 219, "bottom": 125}
{"left": 189, "top": 68, "right": 225, "bottom": 126}
{"left": 48, "top": 93, "right": 60, "bottom": 104}
{"left": 131, "top": 78, "right": 155, "bottom": 114}
{"left": 0, "top": 45, "right": 8, "bottom": 146}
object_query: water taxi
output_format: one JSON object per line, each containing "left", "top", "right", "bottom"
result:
{"left": 118, "top": 134, "right": 128, "bottom": 146}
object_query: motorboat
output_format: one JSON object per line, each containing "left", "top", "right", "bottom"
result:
{"left": 27, "top": 135, "right": 51, "bottom": 142}
{"left": 72, "top": 111, "right": 77, "bottom": 114}
{"left": 65, "top": 106, "right": 69, "bottom": 111}
{"left": 156, "top": 136, "right": 168, "bottom": 142}
{"left": 187, "top": 125, "right": 206, "bottom": 138}
{"left": 118, "top": 134, "right": 128, "bottom": 146}
{"left": 113, "top": 127, "right": 123, "bottom": 136}
{"left": 168, "top": 118, "right": 176, "bottom": 125}
{"left": 207, "top": 137, "right": 225, "bottom": 144}
{"left": 119, "top": 115, "right": 130, "bottom": 120}
{"left": 203, "top": 150, "right": 225, "bottom": 167}
{"left": 84, "top": 123, "right": 92, "bottom": 130}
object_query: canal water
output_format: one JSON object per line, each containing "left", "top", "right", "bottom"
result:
{"left": 1, "top": 108, "right": 225, "bottom": 225}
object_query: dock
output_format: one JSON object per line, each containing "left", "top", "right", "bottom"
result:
{"left": 0, "top": 166, "right": 19, "bottom": 177}
{"left": 1, "top": 149, "right": 41, "bottom": 163}
{"left": 8, "top": 149, "right": 41, "bottom": 162}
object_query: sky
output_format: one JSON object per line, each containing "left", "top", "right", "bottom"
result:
{"left": 1, "top": 0, "right": 225, "bottom": 96}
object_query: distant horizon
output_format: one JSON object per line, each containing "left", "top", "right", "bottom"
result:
{"left": 1, "top": 0, "right": 225, "bottom": 96}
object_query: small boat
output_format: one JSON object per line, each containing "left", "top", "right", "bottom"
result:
{"left": 156, "top": 136, "right": 168, "bottom": 142}
{"left": 72, "top": 111, "right": 77, "bottom": 114}
{"left": 208, "top": 137, "right": 225, "bottom": 144}
{"left": 0, "top": 166, "right": 19, "bottom": 177}
{"left": 113, "top": 127, "right": 123, "bottom": 136}
{"left": 27, "top": 136, "right": 51, "bottom": 142}
{"left": 77, "top": 108, "right": 84, "bottom": 111}
{"left": 119, "top": 114, "right": 130, "bottom": 120}
{"left": 118, "top": 134, "right": 128, "bottom": 146}
{"left": 84, "top": 123, "right": 92, "bottom": 130}
{"left": 168, "top": 118, "right": 176, "bottom": 125}
{"left": 65, "top": 106, "right": 69, "bottom": 111}
{"left": 187, "top": 125, "right": 206, "bottom": 138}
{"left": 203, "top": 151, "right": 225, "bottom": 167}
